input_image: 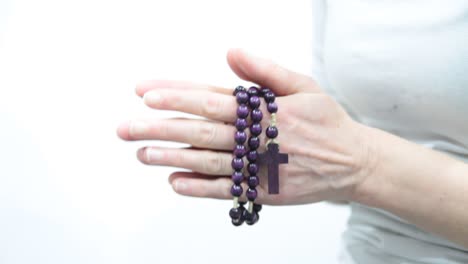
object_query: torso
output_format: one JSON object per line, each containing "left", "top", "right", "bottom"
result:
{"left": 315, "top": 0, "right": 468, "bottom": 262}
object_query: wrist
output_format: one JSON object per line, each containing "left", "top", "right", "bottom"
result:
{"left": 349, "top": 122, "right": 385, "bottom": 206}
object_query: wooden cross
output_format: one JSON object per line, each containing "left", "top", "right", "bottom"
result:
{"left": 258, "top": 143, "right": 288, "bottom": 194}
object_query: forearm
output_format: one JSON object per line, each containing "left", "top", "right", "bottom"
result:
{"left": 354, "top": 123, "right": 468, "bottom": 248}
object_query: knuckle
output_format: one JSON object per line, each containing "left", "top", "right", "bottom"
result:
{"left": 157, "top": 120, "right": 169, "bottom": 139}
{"left": 204, "top": 153, "right": 225, "bottom": 174}
{"left": 290, "top": 93, "right": 329, "bottom": 121}
{"left": 216, "top": 178, "right": 233, "bottom": 199}
{"left": 277, "top": 103, "right": 292, "bottom": 123}
{"left": 275, "top": 98, "right": 298, "bottom": 129}
{"left": 195, "top": 180, "right": 209, "bottom": 197}
{"left": 197, "top": 122, "right": 217, "bottom": 147}
{"left": 201, "top": 95, "right": 222, "bottom": 118}
{"left": 320, "top": 94, "right": 336, "bottom": 107}
{"left": 171, "top": 150, "right": 186, "bottom": 166}
{"left": 316, "top": 94, "right": 340, "bottom": 123}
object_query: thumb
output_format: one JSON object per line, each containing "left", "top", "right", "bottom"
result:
{"left": 226, "top": 48, "right": 321, "bottom": 96}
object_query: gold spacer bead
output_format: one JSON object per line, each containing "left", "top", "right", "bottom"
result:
{"left": 233, "top": 197, "right": 239, "bottom": 208}
{"left": 270, "top": 113, "right": 277, "bottom": 126}
{"left": 266, "top": 139, "right": 279, "bottom": 147}
{"left": 248, "top": 201, "right": 254, "bottom": 213}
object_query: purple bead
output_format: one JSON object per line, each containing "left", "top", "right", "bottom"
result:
{"left": 253, "top": 203, "right": 262, "bottom": 212}
{"left": 236, "top": 91, "right": 249, "bottom": 104}
{"left": 237, "top": 104, "right": 249, "bottom": 118}
{"left": 242, "top": 210, "right": 253, "bottom": 221}
{"left": 246, "top": 150, "right": 258, "bottom": 162}
{"left": 251, "top": 108, "right": 263, "bottom": 122}
{"left": 266, "top": 126, "right": 278, "bottom": 139}
{"left": 242, "top": 210, "right": 252, "bottom": 220}
{"left": 231, "top": 171, "right": 244, "bottom": 185}
{"left": 230, "top": 184, "right": 243, "bottom": 197}
{"left": 235, "top": 118, "right": 248, "bottom": 131}
{"left": 246, "top": 188, "right": 258, "bottom": 201}
{"left": 233, "top": 85, "right": 246, "bottom": 96}
{"left": 248, "top": 176, "right": 259, "bottom": 188}
{"left": 234, "top": 131, "right": 247, "bottom": 144}
{"left": 267, "top": 102, "right": 278, "bottom": 113}
{"left": 250, "top": 123, "right": 262, "bottom": 136}
{"left": 246, "top": 211, "right": 259, "bottom": 225}
{"left": 264, "top": 91, "right": 275, "bottom": 103}
{"left": 231, "top": 158, "right": 244, "bottom": 171}
{"left": 249, "top": 96, "right": 261, "bottom": 109}
{"left": 233, "top": 145, "right": 246, "bottom": 158}
{"left": 260, "top": 87, "right": 270, "bottom": 96}
{"left": 248, "top": 137, "right": 260, "bottom": 150}
{"left": 247, "top": 163, "right": 259, "bottom": 175}
{"left": 229, "top": 207, "right": 242, "bottom": 219}
{"left": 232, "top": 217, "right": 244, "bottom": 226}
{"left": 248, "top": 86, "right": 259, "bottom": 96}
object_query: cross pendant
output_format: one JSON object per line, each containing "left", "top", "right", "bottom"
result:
{"left": 258, "top": 143, "right": 288, "bottom": 194}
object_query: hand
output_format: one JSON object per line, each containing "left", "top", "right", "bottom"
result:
{"left": 117, "top": 49, "right": 375, "bottom": 205}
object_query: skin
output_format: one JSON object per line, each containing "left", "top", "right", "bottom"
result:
{"left": 117, "top": 49, "right": 468, "bottom": 248}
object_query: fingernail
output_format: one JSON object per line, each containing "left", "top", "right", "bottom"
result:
{"left": 174, "top": 180, "right": 188, "bottom": 191}
{"left": 146, "top": 148, "right": 163, "bottom": 162}
{"left": 143, "top": 91, "right": 161, "bottom": 105}
{"left": 130, "top": 121, "right": 149, "bottom": 136}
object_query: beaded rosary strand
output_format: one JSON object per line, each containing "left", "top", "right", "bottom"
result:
{"left": 229, "top": 85, "right": 288, "bottom": 226}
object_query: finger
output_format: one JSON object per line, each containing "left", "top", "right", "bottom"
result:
{"left": 142, "top": 89, "right": 238, "bottom": 122}
{"left": 117, "top": 118, "right": 235, "bottom": 150}
{"left": 168, "top": 171, "right": 266, "bottom": 202}
{"left": 227, "top": 48, "right": 322, "bottom": 95}
{"left": 138, "top": 147, "right": 233, "bottom": 175}
{"left": 136, "top": 80, "right": 232, "bottom": 97}
{"left": 169, "top": 171, "right": 232, "bottom": 200}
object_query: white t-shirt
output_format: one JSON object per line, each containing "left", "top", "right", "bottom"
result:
{"left": 311, "top": 0, "right": 468, "bottom": 263}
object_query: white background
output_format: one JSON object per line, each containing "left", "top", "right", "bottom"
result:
{"left": 0, "top": 0, "right": 349, "bottom": 263}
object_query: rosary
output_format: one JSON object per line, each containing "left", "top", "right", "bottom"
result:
{"left": 229, "top": 85, "right": 288, "bottom": 226}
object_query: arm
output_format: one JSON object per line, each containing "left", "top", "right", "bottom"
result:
{"left": 354, "top": 123, "right": 468, "bottom": 248}
{"left": 118, "top": 48, "right": 468, "bottom": 248}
